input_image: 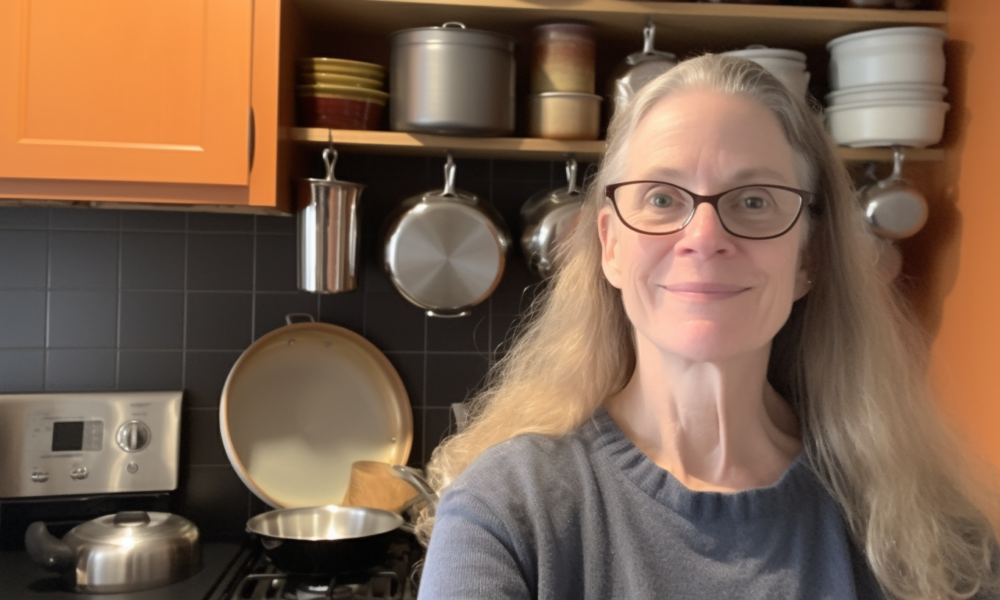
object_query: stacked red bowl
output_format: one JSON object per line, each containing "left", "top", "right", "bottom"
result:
{"left": 297, "top": 58, "right": 388, "bottom": 130}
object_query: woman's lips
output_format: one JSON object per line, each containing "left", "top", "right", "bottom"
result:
{"left": 663, "top": 282, "right": 750, "bottom": 299}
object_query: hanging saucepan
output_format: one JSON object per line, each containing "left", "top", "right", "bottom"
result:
{"left": 246, "top": 465, "right": 437, "bottom": 576}
{"left": 521, "top": 158, "right": 585, "bottom": 278}
{"left": 383, "top": 154, "right": 510, "bottom": 317}
{"left": 861, "top": 146, "right": 928, "bottom": 240}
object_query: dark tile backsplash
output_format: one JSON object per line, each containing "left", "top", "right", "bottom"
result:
{"left": 0, "top": 153, "right": 570, "bottom": 539}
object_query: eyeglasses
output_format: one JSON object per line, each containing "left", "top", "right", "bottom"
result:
{"left": 605, "top": 181, "right": 815, "bottom": 240}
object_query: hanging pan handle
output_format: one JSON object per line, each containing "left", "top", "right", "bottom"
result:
{"left": 285, "top": 313, "right": 316, "bottom": 325}
{"left": 642, "top": 18, "right": 656, "bottom": 55}
{"left": 565, "top": 158, "right": 581, "bottom": 196}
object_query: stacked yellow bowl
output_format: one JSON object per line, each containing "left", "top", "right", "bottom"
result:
{"left": 297, "top": 58, "right": 389, "bottom": 130}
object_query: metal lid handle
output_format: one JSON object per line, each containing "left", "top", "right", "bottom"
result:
{"left": 441, "top": 21, "right": 466, "bottom": 29}
{"left": 642, "top": 18, "right": 656, "bottom": 54}
{"left": 285, "top": 313, "right": 316, "bottom": 325}
{"left": 441, "top": 154, "right": 457, "bottom": 197}
{"left": 322, "top": 147, "right": 339, "bottom": 182}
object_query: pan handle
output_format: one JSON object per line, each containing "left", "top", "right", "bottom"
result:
{"left": 284, "top": 313, "right": 316, "bottom": 325}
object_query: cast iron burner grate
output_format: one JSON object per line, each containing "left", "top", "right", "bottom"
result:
{"left": 229, "top": 536, "right": 421, "bottom": 600}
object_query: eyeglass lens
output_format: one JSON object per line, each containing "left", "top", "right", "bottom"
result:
{"left": 613, "top": 182, "right": 804, "bottom": 238}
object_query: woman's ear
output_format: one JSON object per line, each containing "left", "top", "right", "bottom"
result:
{"left": 598, "top": 207, "right": 624, "bottom": 289}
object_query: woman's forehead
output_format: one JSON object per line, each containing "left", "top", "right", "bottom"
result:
{"left": 624, "top": 90, "right": 800, "bottom": 188}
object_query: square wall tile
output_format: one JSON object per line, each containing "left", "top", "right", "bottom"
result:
{"left": 427, "top": 304, "right": 489, "bottom": 353}
{"left": 0, "top": 231, "right": 47, "bottom": 288}
{"left": 187, "top": 234, "right": 254, "bottom": 291}
{"left": 118, "top": 350, "right": 183, "bottom": 391}
{"left": 425, "top": 353, "right": 490, "bottom": 407}
{"left": 188, "top": 213, "right": 253, "bottom": 232}
{"left": 384, "top": 352, "right": 424, "bottom": 408}
{"left": 121, "top": 210, "right": 186, "bottom": 231}
{"left": 121, "top": 232, "right": 185, "bottom": 290}
{"left": 181, "top": 409, "right": 228, "bottom": 466}
{"left": 364, "top": 294, "right": 425, "bottom": 352}
{"left": 424, "top": 407, "right": 454, "bottom": 465}
{"left": 0, "top": 291, "right": 46, "bottom": 348}
{"left": 46, "top": 349, "right": 116, "bottom": 391}
{"left": 255, "top": 234, "right": 298, "bottom": 292}
{"left": 318, "top": 292, "right": 364, "bottom": 335}
{"left": 184, "top": 351, "right": 242, "bottom": 408}
{"left": 0, "top": 207, "right": 48, "bottom": 229}
{"left": 255, "top": 216, "right": 296, "bottom": 235}
{"left": 186, "top": 293, "right": 252, "bottom": 350}
{"left": 120, "top": 291, "right": 184, "bottom": 349}
{"left": 0, "top": 350, "right": 44, "bottom": 392}
{"left": 48, "top": 290, "right": 117, "bottom": 348}
{"left": 50, "top": 208, "right": 120, "bottom": 230}
{"left": 176, "top": 465, "right": 249, "bottom": 541}
{"left": 407, "top": 408, "right": 424, "bottom": 468}
{"left": 49, "top": 231, "right": 119, "bottom": 289}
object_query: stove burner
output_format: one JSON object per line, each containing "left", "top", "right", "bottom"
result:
{"left": 227, "top": 535, "right": 422, "bottom": 600}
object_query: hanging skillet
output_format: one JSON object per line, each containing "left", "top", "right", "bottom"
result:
{"left": 383, "top": 154, "right": 510, "bottom": 317}
{"left": 520, "top": 158, "right": 585, "bottom": 278}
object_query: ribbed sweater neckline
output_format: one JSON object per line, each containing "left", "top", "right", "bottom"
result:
{"left": 585, "top": 406, "right": 816, "bottom": 522}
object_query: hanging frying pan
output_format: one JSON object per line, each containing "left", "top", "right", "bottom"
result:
{"left": 219, "top": 314, "right": 412, "bottom": 508}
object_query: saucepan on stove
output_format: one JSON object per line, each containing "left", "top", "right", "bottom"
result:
{"left": 246, "top": 465, "right": 437, "bottom": 576}
{"left": 25, "top": 510, "right": 200, "bottom": 593}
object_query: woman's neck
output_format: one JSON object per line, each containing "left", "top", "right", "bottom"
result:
{"left": 605, "top": 335, "right": 802, "bottom": 493}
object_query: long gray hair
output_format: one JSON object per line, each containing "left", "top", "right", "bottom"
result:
{"left": 419, "top": 54, "right": 999, "bottom": 600}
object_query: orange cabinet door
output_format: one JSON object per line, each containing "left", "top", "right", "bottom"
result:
{"left": 0, "top": 0, "right": 252, "bottom": 186}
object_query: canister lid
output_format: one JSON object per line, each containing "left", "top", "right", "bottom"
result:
{"left": 390, "top": 22, "right": 515, "bottom": 52}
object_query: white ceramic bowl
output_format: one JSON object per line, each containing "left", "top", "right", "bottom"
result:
{"left": 825, "top": 100, "right": 949, "bottom": 147}
{"left": 826, "top": 83, "right": 947, "bottom": 106}
{"left": 828, "top": 27, "right": 946, "bottom": 89}
{"left": 723, "top": 48, "right": 809, "bottom": 98}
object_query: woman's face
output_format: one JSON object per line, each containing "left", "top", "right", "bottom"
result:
{"left": 598, "top": 89, "right": 811, "bottom": 363}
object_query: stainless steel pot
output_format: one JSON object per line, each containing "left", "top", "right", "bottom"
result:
{"left": 25, "top": 511, "right": 200, "bottom": 593}
{"left": 298, "top": 146, "right": 364, "bottom": 294}
{"left": 862, "top": 147, "right": 928, "bottom": 240}
{"left": 608, "top": 20, "right": 677, "bottom": 120}
{"left": 390, "top": 22, "right": 515, "bottom": 135}
{"left": 521, "top": 158, "right": 585, "bottom": 278}
{"left": 383, "top": 155, "right": 509, "bottom": 317}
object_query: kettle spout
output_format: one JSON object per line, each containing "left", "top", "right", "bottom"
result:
{"left": 25, "top": 521, "right": 75, "bottom": 573}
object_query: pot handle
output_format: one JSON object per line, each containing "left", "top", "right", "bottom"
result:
{"left": 426, "top": 308, "right": 471, "bottom": 318}
{"left": 890, "top": 146, "right": 906, "bottom": 182}
{"left": 565, "top": 159, "right": 580, "bottom": 196}
{"left": 642, "top": 18, "right": 655, "bottom": 55}
{"left": 392, "top": 465, "right": 439, "bottom": 518}
{"left": 285, "top": 313, "right": 316, "bottom": 325}
{"left": 440, "top": 154, "right": 458, "bottom": 198}
{"left": 25, "top": 522, "right": 75, "bottom": 573}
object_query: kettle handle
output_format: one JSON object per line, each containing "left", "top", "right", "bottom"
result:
{"left": 25, "top": 522, "right": 75, "bottom": 573}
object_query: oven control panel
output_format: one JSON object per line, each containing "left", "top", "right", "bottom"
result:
{"left": 0, "top": 391, "right": 182, "bottom": 498}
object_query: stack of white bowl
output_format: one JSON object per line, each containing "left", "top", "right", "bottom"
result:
{"left": 723, "top": 46, "right": 810, "bottom": 100}
{"left": 825, "top": 27, "right": 949, "bottom": 148}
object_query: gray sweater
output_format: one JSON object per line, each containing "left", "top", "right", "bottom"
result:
{"left": 419, "top": 407, "right": 886, "bottom": 599}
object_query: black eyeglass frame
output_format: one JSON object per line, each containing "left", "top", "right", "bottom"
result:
{"left": 605, "top": 181, "right": 817, "bottom": 241}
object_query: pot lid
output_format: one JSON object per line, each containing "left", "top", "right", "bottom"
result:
{"left": 724, "top": 45, "right": 807, "bottom": 62}
{"left": 390, "top": 21, "right": 515, "bottom": 51}
{"left": 67, "top": 512, "right": 197, "bottom": 546}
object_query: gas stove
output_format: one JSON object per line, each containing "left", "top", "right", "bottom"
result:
{"left": 213, "top": 531, "right": 423, "bottom": 600}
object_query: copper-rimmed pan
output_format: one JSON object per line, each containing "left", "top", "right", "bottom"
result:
{"left": 219, "top": 314, "right": 412, "bottom": 509}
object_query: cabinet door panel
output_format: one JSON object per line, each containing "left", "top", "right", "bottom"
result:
{"left": 0, "top": 0, "right": 252, "bottom": 185}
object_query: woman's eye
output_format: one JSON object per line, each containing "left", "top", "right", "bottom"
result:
{"left": 650, "top": 194, "right": 674, "bottom": 208}
{"left": 742, "top": 195, "right": 768, "bottom": 210}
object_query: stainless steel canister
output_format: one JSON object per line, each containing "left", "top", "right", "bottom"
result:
{"left": 298, "top": 147, "right": 364, "bottom": 293}
{"left": 390, "top": 22, "right": 515, "bottom": 136}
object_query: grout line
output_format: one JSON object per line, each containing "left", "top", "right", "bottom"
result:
{"left": 180, "top": 213, "right": 190, "bottom": 394}
{"left": 251, "top": 216, "right": 258, "bottom": 341}
{"left": 115, "top": 222, "right": 123, "bottom": 389}
{"left": 42, "top": 212, "right": 51, "bottom": 390}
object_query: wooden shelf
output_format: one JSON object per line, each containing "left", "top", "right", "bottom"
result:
{"left": 293, "top": 128, "right": 945, "bottom": 163}
{"left": 296, "top": 0, "right": 946, "bottom": 50}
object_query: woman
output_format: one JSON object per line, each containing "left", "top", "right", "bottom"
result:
{"left": 417, "top": 55, "right": 999, "bottom": 599}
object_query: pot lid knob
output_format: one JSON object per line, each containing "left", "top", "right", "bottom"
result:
{"left": 113, "top": 511, "right": 151, "bottom": 526}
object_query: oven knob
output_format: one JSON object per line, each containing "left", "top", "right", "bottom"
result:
{"left": 116, "top": 421, "right": 151, "bottom": 453}
{"left": 31, "top": 471, "right": 49, "bottom": 483}
{"left": 70, "top": 466, "right": 88, "bottom": 480}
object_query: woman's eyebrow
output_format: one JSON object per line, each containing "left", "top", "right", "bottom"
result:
{"left": 639, "top": 166, "right": 792, "bottom": 184}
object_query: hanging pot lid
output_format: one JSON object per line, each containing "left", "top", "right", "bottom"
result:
{"left": 220, "top": 315, "right": 412, "bottom": 508}
{"left": 383, "top": 155, "right": 509, "bottom": 317}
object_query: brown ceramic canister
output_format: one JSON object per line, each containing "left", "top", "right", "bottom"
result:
{"left": 532, "top": 23, "right": 596, "bottom": 94}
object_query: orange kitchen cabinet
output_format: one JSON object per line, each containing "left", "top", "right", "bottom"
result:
{"left": 0, "top": 0, "right": 292, "bottom": 212}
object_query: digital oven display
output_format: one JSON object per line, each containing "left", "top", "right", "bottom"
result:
{"left": 51, "top": 421, "right": 85, "bottom": 452}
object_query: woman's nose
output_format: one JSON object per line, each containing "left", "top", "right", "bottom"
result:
{"left": 674, "top": 203, "right": 735, "bottom": 257}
